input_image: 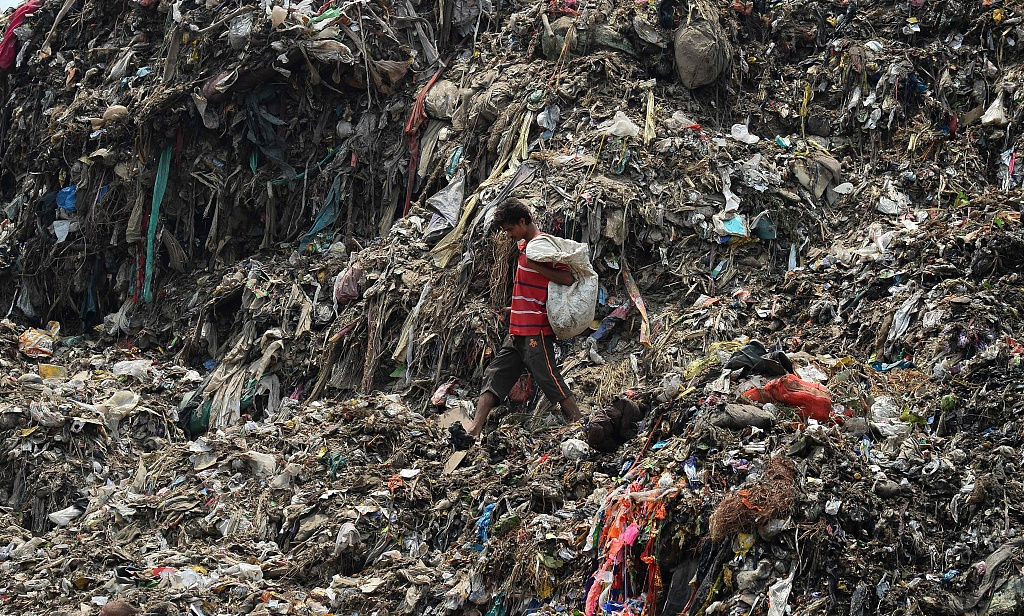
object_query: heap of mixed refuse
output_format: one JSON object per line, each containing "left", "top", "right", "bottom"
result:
{"left": 0, "top": 0, "right": 1021, "bottom": 614}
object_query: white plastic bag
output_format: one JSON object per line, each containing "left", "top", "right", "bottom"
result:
{"left": 599, "top": 111, "right": 641, "bottom": 138}
{"left": 47, "top": 505, "right": 83, "bottom": 527}
{"left": 980, "top": 92, "right": 1008, "bottom": 126}
{"left": 524, "top": 235, "right": 598, "bottom": 339}
{"left": 99, "top": 390, "right": 141, "bottom": 434}
{"left": 112, "top": 359, "right": 152, "bottom": 380}
{"left": 244, "top": 451, "right": 278, "bottom": 477}
{"left": 334, "top": 521, "right": 361, "bottom": 555}
{"left": 730, "top": 123, "right": 759, "bottom": 144}
{"left": 561, "top": 438, "right": 590, "bottom": 460}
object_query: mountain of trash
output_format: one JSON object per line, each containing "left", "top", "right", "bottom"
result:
{"left": 0, "top": 0, "right": 1021, "bottom": 615}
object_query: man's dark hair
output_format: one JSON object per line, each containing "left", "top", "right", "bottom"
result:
{"left": 492, "top": 198, "right": 533, "bottom": 227}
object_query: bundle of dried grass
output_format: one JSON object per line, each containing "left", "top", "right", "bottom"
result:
{"left": 594, "top": 359, "right": 632, "bottom": 408}
{"left": 488, "top": 234, "right": 515, "bottom": 309}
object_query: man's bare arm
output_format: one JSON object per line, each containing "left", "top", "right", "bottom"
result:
{"left": 525, "top": 258, "right": 574, "bottom": 285}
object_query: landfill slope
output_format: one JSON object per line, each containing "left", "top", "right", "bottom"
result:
{"left": 0, "top": 0, "right": 1022, "bottom": 615}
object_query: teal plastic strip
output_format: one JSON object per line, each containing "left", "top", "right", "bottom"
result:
{"left": 143, "top": 145, "right": 173, "bottom": 303}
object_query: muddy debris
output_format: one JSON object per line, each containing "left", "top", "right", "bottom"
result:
{"left": 0, "top": 0, "right": 1021, "bottom": 615}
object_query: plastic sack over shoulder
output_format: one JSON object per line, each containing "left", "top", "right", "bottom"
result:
{"left": 525, "top": 235, "right": 598, "bottom": 339}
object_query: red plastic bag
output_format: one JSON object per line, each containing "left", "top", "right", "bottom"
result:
{"left": 431, "top": 380, "right": 457, "bottom": 406}
{"left": 0, "top": 0, "right": 41, "bottom": 70}
{"left": 509, "top": 374, "right": 532, "bottom": 403}
{"left": 744, "top": 374, "right": 836, "bottom": 423}
{"left": 334, "top": 261, "right": 363, "bottom": 306}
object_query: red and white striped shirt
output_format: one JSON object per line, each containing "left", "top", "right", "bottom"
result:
{"left": 509, "top": 236, "right": 566, "bottom": 336}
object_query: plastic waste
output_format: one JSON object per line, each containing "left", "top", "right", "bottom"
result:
{"left": 112, "top": 359, "right": 152, "bottom": 380}
{"left": 766, "top": 570, "right": 796, "bottom": 616}
{"left": 424, "top": 80, "right": 462, "bottom": 120}
{"left": 870, "top": 396, "right": 900, "bottom": 420}
{"left": 57, "top": 185, "right": 77, "bottom": 212}
{"left": 795, "top": 364, "right": 827, "bottom": 383}
{"left": 51, "top": 220, "right": 79, "bottom": 242}
{"left": 932, "top": 358, "right": 953, "bottom": 380}
{"left": 508, "top": 373, "right": 532, "bottom": 402}
{"left": 885, "top": 292, "right": 923, "bottom": 350}
{"left": 89, "top": 105, "right": 129, "bottom": 130}
{"left": 683, "top": 457, "right": 700, "bottom": 486}
{"left": 334, "top": 259, "right": 364, "bottom": 307}
{"left": 599, "top": 111, "right": 641, "bottom": 138}
{"left": 561, "top": 438, "right": 591, "bottom": 460}
{"left": 583, "top": 337, "right": 607, "bottom": 365}
{"left": 825, "top": 498, "right": 842, "bottom": 515}
{"left": 38, "top": 364, "right": 68, "bottom": 380}
{"left": 431, "top": 380, "right": 457, "bottom": 406}
{"left": 667, "top": 111, "right": 700, "bottom": 131}
{"left": 674, "top": 17, "right": 731, "bottom": 88}
{"left": 524, "top": 235, "right": 598, "bottom": 339}
{"left": 730, "top": 123, "right": 760, "bottom": 144}
{"left": 423, "top": 171, "right": 466, "bottom": 244}
{"left": 271, "top": 5, "right": 287, "bottom": 28}
{"left": 721, "top": 168, "right": 742, "bottom": 211}
{"left": 334, "top": 522, "right": 361, "bottom": 555}
{"left": 99, "top": 390, "right": 141, "bottom": 431}
{"left": 940, "top": 394, "right": 957, "bottom": 412}
{"left": 29, "top": 401, "right": 65, "bottom": 427}
{"left": 18, "top": 322, "right": 60, "bottom": 358}
{"left": 245, "top": 451, "right": 278, "bottom": 477}
{"left": 980, "top": 92, "right": 1008, "bottom": 126}
{"left": 304, "top": 39, "right": 355, "bottom": 63}
{"left": 269, "top": 462, "right": 300, "bottom": 488}
{"left": 656, "top": 373, "right": 682, "bottom": 402}
{"left": 223, "top": 563, "right": 263, "bottom": 581}
{"left": 476, "top": 503, "right": 498, "bottom": 544}
{"left": 47, "top": 504, "right": 83, "bottom": 527}
{"left": 536, "top": 104, "right": 561, "bottom": 134}
{"left": 712, "top": 212, "right": 749, "bottom": 237}
{"left": 744, "top": 374, "right": 840, "bottom": 423}
{"left": 709, "top": 404, "right": 777, "bottom": 430}
{"left": 72, "top": 390, "right": 140, "bottom": 436}
{"left": 99, "top": 600, "right": 141, "bottom": 616}
{"left": 227, "top": 12, "right": 254, "bottom": 50}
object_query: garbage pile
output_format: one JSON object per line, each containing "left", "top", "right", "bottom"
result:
{"left": 0, "top": 0, "right": 1022, "bottom": 614}
{"left": 0, "top": 0, "right": 431, "bottom": 327}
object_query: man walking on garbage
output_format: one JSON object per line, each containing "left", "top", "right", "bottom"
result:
{"left": 462, "top": 198, "right": 582, "bottom": 443}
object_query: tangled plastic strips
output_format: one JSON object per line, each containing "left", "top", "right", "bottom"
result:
{"left": 708, "top": 457, "right": 797, "bottom": 541}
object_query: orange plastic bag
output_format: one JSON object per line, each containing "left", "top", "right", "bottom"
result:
{"left": 744, "top": 374, "right": 836, "bottom": 423}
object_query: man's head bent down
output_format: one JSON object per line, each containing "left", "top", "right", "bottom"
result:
{"left": 492, "top": 198, "right": 535, "bottom": 242}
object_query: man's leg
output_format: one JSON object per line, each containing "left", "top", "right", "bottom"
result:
{"left": 468, "top": 391, "right": 500, "bottom": 438}
{"left": 530, "top": 332, "right": 580, "bottom": 422}
{"left": 468, "top": 337, "right": 523, "bottom": 438}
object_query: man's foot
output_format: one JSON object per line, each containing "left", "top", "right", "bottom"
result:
{"left": 559, "top": 396, "right": 582, "bottom": 422}
{"left": 449, "top": 422, "right": 476, "bottom": 450}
